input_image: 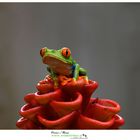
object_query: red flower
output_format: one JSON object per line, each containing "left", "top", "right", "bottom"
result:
{"left": 16, "top": 76, "right": 124, "bottom": 129}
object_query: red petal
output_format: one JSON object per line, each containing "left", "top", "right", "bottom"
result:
{"left": 50, "top": 92, "right": 82, "bottom": 117}
{"left": 19, "top": 104, "right": 44, "bottom": 121}
{"left": 36, "top": 79, "right": 54, "bottom": 93}
{"left": 37, "top": 111, "right": 77, "bottom": 129}
{"left": 110, "top": 114, "right": 125, "bottom": 129}
{"left": 16, "top": 117, "right": 38, "bottom": 129}
{"left": 34, "top": 89, "right": 61, "bottom": 105}
{"left": 84, "top": 98, "right": 121, "bottom": 122}
{"left": 76, "top": 114, "right": 115, "bottom": 129}
{"left": 24, "top": 93, "right": 38, "bottom": 106}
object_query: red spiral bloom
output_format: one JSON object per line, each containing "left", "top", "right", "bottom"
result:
{"left": 16, "top": 76, "right": 124, "bottom": 129}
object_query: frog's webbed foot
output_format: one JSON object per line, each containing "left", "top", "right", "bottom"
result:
{"left": 49, "top": 75, "right": 58, "bottom": 88}
{"left": 53, "top": 79, "right": 59, "bottom": 88}
{"left": 83, "top": 76, "right": 89, "bottom": 84}
{"left": 49, "top": 68, "right": 59, "bottom": 88}
{"left": 72, "top": 77, "right": 77, "bottom": 85}
{"left": 73, "top": 76, "right": 89, "bottom": 84}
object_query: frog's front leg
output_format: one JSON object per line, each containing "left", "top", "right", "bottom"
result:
{"left": 48, "top": 67, "right": 58, "bottom": 87}
{"left": 72, "top": 64, "right": 88, "bottom": 83}
{"left": 79, "top": 67, "right": 88, "bottom": 83}
{"left": 79, "top": 67, "right": 87, "bottom": 76}
{"left": 72, "top": 64, "right": 80, "bottom": 81}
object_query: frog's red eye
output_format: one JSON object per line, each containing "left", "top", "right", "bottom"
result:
{"left": 61, "top": 47, "right": 71, "bottom": 58}
{"left": 40, "top": 47, "right": 47, "bottom": 57}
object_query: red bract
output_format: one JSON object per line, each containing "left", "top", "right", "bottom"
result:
{"left": 76, "top": 98, "right": 124, "bottom": 129}
{"left": 16, "top": 75, "right": 124, "bottom": 129}
{"left": 37, "top": 111, "right": 78, "bottom": 129}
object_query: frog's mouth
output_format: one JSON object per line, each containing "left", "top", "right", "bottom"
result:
{"left": 42, "top": 55, "right": 72, "bottom": 76}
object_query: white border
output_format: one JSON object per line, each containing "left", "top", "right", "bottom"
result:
{"left": 0, "top": 130, "right": 139, "bottom": 140}
{"left": 0, "top": 2, "right": 139, "bottom": 140}
{"left": 0, "top": 0, "right": 140, "bottom": 2}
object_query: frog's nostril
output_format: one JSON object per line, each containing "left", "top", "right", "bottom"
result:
{"left": 40, "top": 47, "right": 46, "bottom": 57}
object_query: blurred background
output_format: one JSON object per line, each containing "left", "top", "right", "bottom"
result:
{"left": 0, "top": 3, "right": 140, "bottom": 129}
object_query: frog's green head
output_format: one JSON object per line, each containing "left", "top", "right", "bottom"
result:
{"left": 40, "top": 47, "right": 74, "bottom": 66}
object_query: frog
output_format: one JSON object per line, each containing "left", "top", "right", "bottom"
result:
{"left": 40, "top": 47, "right": 88, "bottom": 86}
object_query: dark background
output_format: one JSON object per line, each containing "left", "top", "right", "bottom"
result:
{"left": 0, "top": 3, "right": 140, "bottom": 129}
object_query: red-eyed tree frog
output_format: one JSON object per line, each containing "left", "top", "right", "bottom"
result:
{"left": 40, "top": 47, "right": 88, "bottom": 86}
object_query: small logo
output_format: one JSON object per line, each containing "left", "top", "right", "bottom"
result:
{"left": 82, "top": 134, "right": 88, "bottom": 138}
{"left": 70, "top": 133, "right": 88, "bottom": 139}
